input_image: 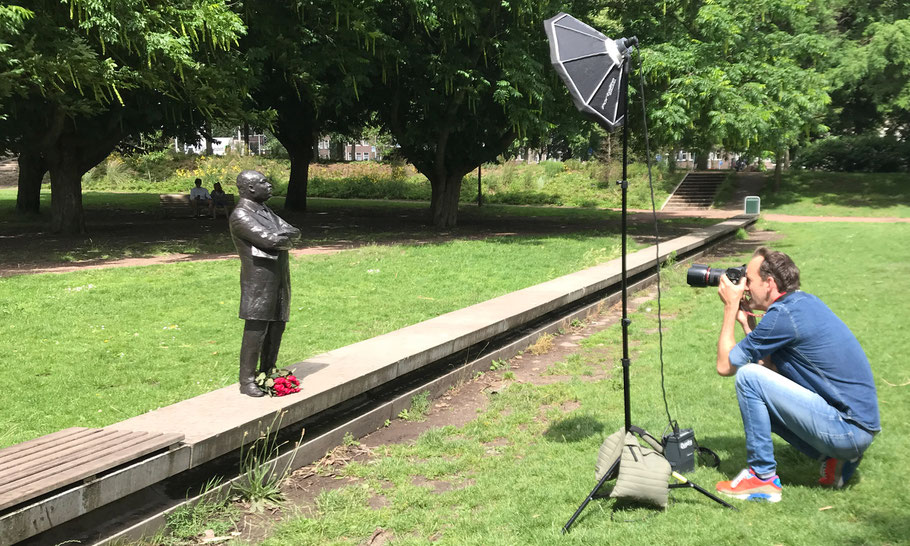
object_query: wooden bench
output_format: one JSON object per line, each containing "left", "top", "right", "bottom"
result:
{"left": 159, "top": 193, "right": 234, "bottom": 218}
{"left": 0, "top": 427, "right": 183, "bottom": 511}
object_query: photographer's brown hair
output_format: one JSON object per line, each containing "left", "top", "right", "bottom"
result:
{"left": 753, "top": 247, "right": 801, "bottom": 292}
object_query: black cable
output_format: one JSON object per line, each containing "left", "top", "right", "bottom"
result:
{"left": 632, "top": 48, "right": 674, "bottom": 431}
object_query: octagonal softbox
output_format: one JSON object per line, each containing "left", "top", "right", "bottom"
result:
{"left": 544, "top": 13, "right": 631, "bottom": 132}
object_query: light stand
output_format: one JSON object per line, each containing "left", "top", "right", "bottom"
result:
{"left": 543, "top": 14, "right": 736, "bottom": 532}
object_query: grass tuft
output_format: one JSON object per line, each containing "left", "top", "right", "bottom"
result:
{"left": 398, "top": 391, "right": 431, "bottom": 422}
{"left": 528, "top": 332, "right": 555, "bottom": 355}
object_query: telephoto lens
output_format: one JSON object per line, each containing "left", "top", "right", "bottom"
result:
{"left": 686, "top": 264, "right": 746, "bottom": 287}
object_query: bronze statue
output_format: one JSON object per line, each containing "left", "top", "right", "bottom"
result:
{"left": 229, "top": 170, "right": 301, "bottom": 397}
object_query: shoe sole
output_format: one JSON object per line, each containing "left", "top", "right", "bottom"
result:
{"left": 718, "top": 490, "right": 782, "bottom": 503}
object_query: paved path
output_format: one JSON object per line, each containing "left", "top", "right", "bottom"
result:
{"left": 634, "top": 209, "right": 910, "bottom": 223}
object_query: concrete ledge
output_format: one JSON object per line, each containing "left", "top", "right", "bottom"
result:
{"left": 2, "top": 215, "right": 754, "bottom": 545}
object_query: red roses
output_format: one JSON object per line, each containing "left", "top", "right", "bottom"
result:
{"left": 272, "top": 375, "right": 300, "bottom": 397}
{"left": 255, "top": 368, "right": 301, "bottom": 397}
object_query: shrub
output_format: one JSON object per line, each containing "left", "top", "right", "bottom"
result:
{"left": 793, "top": 135, "right": 910, "bottom": 172}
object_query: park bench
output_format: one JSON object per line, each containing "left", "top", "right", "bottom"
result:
{"left": 0, "top": 427, "right": 183, "bottom": 511}
{"left": 159, "top": 193, "right": 235, "bottom": 218}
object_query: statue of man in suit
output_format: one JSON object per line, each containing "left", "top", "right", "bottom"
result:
{"left": 229, "top": 170, "right": 302, "bottom": 397}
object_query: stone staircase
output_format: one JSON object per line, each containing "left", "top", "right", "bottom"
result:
{"left": 662, "top": 171, "right": 727, "bottom": 211}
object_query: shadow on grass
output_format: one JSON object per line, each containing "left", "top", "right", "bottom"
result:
{"left": 699, "top": 433, "right": 857, "bottom": 489}
{"left": 0, "top": 193, "right": 716, "bottom": 272}
{"left": 543, "top": 415, "right": 605, "bottom": 443}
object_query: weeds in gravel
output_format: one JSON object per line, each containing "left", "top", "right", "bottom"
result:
{"left": 528, "top": 332, "right": 555, "bottom": 355}
{"left": 397, "top": 391, "right": 431, "bottom": 422}
{"left": 232, "top": 414, "right": 305, "bottom": 513}
{"left": 162, "top": 477, "right": 237, "bottom": 545}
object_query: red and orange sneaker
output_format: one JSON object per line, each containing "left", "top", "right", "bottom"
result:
{"left": 716, "top": 468, "right": 782, "bottom": 503}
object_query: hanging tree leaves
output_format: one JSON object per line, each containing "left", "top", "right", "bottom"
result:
{"left": 0, "top": 0, "right": 245, "bottom": 233}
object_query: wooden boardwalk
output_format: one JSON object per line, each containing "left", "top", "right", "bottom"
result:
{"left": 0, "top": 427, "right": 183, "bottom": 512}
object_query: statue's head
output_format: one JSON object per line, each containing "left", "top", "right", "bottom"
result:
{"left": 236, "top": 170, "right": 271, "bottom": 203}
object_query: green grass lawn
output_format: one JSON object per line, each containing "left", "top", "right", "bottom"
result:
{"left": 760, "top": 171, "right": 910, "bottom": 217}
{"left": 0, "top": 233, "right": 642, "bottom": 449}
{"left": 252, "top": 221, "right": 910, "bottom": 545}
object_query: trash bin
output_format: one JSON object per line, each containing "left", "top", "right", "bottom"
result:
{"left": 744, "top": 196, "right": 761, "bottom": 215}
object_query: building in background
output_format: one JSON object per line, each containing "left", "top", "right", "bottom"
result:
{"left": 179, "top": 128, "right": 268, "bottom": 156}
{"left": 316, "top": 138, "right": 382, "bottom": 161}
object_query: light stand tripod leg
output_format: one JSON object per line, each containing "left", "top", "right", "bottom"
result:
{"left": 669, "top": 471, "right": 738, "bottom": 510}
{"left": 563, "top": 458, "right": 620, "bottom": 534}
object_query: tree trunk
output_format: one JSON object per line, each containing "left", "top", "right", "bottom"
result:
{"left": 429, "top": 172, "right": 464, "bottom": 228}
{"left": 48, "top": 153, "right": 86, "bottom": 234}
{"left": 696, "top": 151, "right": 709, "bottom": 170}
{"left": 16, "top": 151, "right": 47, "bottom": 215}
{"left": 331, "top": 139, "right": 345, "bottom": 161}
{"left": 774, "top": 150, "right": 783, "bottom": 193}
{"left": 41, "top": 108, "right": 122, "bottom": 234}
{"left": 284, "top": 145, "right": 312, "bottom": 211}
{"left": 204, "top": 120, "right": 214, "bottom": 155}
{"left": 668, "top": 150, "right": 677, "bottom": 173}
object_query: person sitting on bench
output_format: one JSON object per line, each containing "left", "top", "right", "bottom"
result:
{"left": 211, "top": 182, "right": 232, "bottom": 218}
{"left": 189, "top": 178, "right": 214, "bottom": 218}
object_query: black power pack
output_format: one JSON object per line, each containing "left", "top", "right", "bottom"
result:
{"left": 662, "top": 428, "right": 695, "bottom": 473}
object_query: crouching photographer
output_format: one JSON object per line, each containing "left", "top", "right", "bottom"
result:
{"left": 708, "top": 247, "right": 880, "bottom": 502}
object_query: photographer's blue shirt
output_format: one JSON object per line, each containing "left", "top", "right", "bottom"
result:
{"left": 729, "top": 291, "right": 881, "bottom": 433}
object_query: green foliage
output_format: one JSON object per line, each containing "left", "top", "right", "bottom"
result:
{"left": 0, "top": 0, "right": 247, "bottom": 232}
{"left": 827, "top": 8, "right": 910, "bottom": 137}
{"left": 232, "top": 416, "right": 303, "bottom": 512}
{"left": 544, "top": 352, "right": 595, "bottom": 376}
{"left": 489, "top": 359, "right": 509, "bottom": 371}
{"left": 624, "top": 0, "right": 834, "bottom": 160}
{"left": 163, "top": 478, "right": 236, "bottom": 546}
{"left": 398, "top": 391, "right": 431, "bottom": 422}
{"left": 793, "top": 135, "right": 910, "bottom": 172}
{"left": 374, "top": 0, "right": 597, "bottom": 226}
{"left": 342, "top": 431, "right": 360, "bottom": 447}
{"left": 78, "top": 151, "right": 681, "bottom": 210}
{"left": 83, "top": 152, "right": 289, "bottom": 193}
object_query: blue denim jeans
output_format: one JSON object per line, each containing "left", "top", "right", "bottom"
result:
{"left": 734, "top": 364, "right": 876, "bottom": 477}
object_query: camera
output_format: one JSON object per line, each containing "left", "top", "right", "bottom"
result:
{"left": 686, "top": 264, "right": 746, "bottom": 287}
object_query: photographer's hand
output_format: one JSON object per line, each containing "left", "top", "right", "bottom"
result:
{"left": 737, "top": 300, "right": 756, "bottom": 333}
{"left": 716, "top": 275, "right": 746, "bottom": 377}
{"left": 718, "top": 274, "right": 745, "bottom": 308}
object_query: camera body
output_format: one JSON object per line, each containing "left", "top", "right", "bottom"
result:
{"left": 686, "top": 264, "right": 746, "bottom": 287}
